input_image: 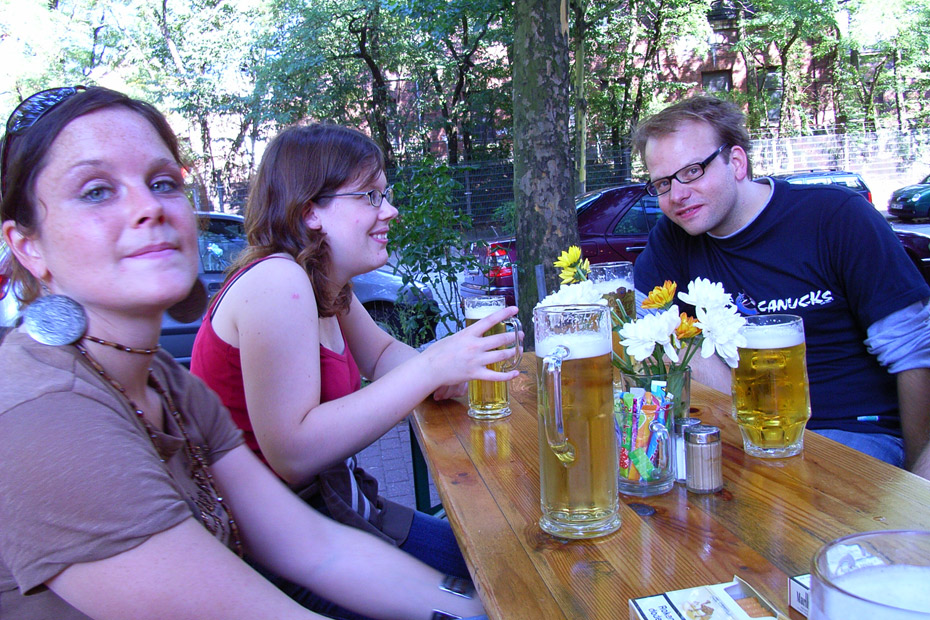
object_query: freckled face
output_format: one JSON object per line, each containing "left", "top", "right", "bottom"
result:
{"left": 24, "top": 107, "right": 198, "bottom": 319}
{"left": 644, "top": 120, "right": 742, "bottom": 237}
{"left": 307, "top": 170, "right": 398, "bottom": 284}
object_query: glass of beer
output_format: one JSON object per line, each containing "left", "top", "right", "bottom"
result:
{"left": 810, "top": 530, "right": 930, "bottom": 619}
{"left": 464, "top": 295, "right": 523, "bottom": 420}
{"left": 731, "top": 314, "right": 812, "bottom": 458}
{"left": 534, "top": 303, "right": 620, "bottom": 539}
{"left": 588, "top": 261, "right": 635, "bottom": 385}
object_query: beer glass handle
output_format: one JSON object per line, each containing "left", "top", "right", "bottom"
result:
{"left": 500, "top": 317, "right": 523, "bottom": 371}
{"left": 543, "top": 346, "right": 575, "bottom": 464}
{"left": 650, "top": 420, "right": 670, "bottom": 473}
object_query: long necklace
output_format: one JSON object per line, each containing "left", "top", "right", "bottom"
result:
{"left": 74, "top": 343, "right": 243, "bottom": 557}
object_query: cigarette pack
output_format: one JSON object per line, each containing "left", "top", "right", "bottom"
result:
{"left": 788, "top": 574, "right": 810, "bottom": 617}
{"left": 628, "top": 576, "right": 788, "bottom": 620}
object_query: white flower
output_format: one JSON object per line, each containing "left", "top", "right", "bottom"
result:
{"left": 535, "top": 280, "right": 607, "bottom": 309}
{"left": 619, "top": 305, "right": 682, "bottom": 363}
{"left": 678, "top": 278, "right": 732, "bottom": 310}
{"left": 695, "top": 304, "right": 747, "bottom": 368}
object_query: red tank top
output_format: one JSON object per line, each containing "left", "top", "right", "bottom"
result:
{"left": 190, "top": 258, "right": 362, "bottom": 462}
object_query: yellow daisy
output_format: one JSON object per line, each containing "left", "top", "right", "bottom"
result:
{"left": 675, "top": 312, "right": 701, "bottom": 340}
{"left": 642, "top": 280, "right": 677, "bottom": 309}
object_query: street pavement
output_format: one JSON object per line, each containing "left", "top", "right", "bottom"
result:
{"left": 355, "top": 418, "right": 440, "bottom": 510}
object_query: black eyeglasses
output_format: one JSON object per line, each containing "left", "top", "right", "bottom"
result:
{"left": 645, "top": 144, "right": 729, "bottom": 197}
{"left": 317, "top": 185, "right": 394, "bottom": 208}
{"left": 0, "top": 86, "right": 86, "bottom": 199}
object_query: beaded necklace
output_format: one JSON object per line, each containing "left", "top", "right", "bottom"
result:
{"left": 75, "top": 342, "right": 243, "bottom": 557}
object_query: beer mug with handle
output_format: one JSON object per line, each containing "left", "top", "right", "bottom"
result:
{"left": 464, "top": 296, "right": 523, "bottom": 420}
{"left": 534, "top": 303, "right": 621, "bottom": 539}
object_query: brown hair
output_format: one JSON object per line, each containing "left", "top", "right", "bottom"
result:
{"left": 231, "top": 124, "right": 384, "bottom": 318}
{"left": 0, "top": 86, "right": 184, "bottom": 305}
{"left": 632, "top": 95, "right": 753, "bottom": 178}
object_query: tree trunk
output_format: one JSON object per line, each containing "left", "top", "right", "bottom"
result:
{"left": 513, "top": 0, "right": 578, "bottom": 347}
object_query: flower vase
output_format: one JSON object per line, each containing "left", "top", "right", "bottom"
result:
{"left": 614, "top": 367, "right": 691, "bottom": 496}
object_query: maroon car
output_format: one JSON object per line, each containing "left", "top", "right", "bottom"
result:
{"left": 462, "top": 182, "right": 930, "bottom": 305}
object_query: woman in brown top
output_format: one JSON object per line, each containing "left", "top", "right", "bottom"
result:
{"left": 0, "top": 86, "right": 485, "bottom": 620}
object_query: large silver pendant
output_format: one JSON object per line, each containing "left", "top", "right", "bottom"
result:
{"left": 22, "top": 295, "right": 87, "bottom": 346}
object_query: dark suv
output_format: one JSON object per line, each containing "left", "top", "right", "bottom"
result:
{"left": 771, "top": 169, "right": 873, "bottom": 204}
{"left": 461, "top": 183, "right": 659, "bottom": 305}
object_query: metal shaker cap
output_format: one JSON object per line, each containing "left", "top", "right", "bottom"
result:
{"left": 685, "top": 424, "right": 721, "bottom": 445}
{"left": 676, "top": 417, "right": 701, "bottom": 435}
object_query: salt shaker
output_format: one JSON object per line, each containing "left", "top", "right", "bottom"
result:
{"left": 685, "top": 424, "right": 723, "bottom": 494}
{"left": 674, "top": 417, "right": 701, "bottom": 483}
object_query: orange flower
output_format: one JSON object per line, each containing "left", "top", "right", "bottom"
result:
{"left": 675, "top": 312, "right": 701, "bottom": 340}
{"left": 642, "top": 280, "right": 677, "bottom": 309}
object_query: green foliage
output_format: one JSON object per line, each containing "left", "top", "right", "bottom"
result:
{"left": 388, "top": 158, "right": 479, "bottom": 341}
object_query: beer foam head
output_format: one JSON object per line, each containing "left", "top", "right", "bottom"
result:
{"left": 536, "top": 332, "right": 611, "bottom": 360}
{"left": 742, "top": 322, "right": 805, "bottom": 349}
{"left": 464, "top": 304, "right": 499, "bottom": 320}
{"left": 592, "top": 278, "right": 633, "bottom": 296}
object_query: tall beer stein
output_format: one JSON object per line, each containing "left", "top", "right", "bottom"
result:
{"left": 534, "top": 304, "right": 621, "bottom": 539}
{"left": 464, "top": 296, "right": 523, "bottom": 419}
{"left": 731, "top": 314, "right": 812, "bottom": 458}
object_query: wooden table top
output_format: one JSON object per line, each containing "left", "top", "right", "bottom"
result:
{"left": 409, "top": 353, "right": 930, "bottom": 620}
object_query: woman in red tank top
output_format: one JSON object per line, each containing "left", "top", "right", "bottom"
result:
{"left": 191, "top": 124, "right": 519, "bottom": 606}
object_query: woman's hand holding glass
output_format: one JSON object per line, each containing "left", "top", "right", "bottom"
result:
{"left": 425, "top": 305, "right": 523, "bottom": 392}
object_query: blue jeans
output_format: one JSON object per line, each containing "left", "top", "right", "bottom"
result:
{"left": 253, "top": 510, "right": 472, "bottom": 620}
{"left": 400, "top": 510, "right": 470, "bottom": 579}
{"left": 812, "top": 430, "right": 905, "bottom": 467}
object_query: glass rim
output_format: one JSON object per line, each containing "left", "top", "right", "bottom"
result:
{"left": 811, "top": 529, "right": 930, "bottom": 615}
{"left": 589, "top": 260, "right": 633, "bottom": 269}
{"left": 533, "top": 302, "right": 609, "bottom": 314}
{"left": 741, "top": 313, "right": 803, "bottom": 326}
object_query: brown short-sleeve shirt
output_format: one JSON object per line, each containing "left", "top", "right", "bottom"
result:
{"left": 0, "top": 330, "right": 243, "bottom": 619}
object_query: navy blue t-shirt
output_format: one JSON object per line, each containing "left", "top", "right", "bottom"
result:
{"left": 635, "top": 178, "right": 930, "bottom": 435}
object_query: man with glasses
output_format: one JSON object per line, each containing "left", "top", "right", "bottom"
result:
{"left": 632, "top": 96, "right": 930, "bottom": 479}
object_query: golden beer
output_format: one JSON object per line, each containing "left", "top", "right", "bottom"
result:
{"left": 464, "top": 297, "right": 520, "bottom": 420}
{"left": 732, "top": 315, "right": 811, "bottom": 458}
{"left": 536, "top": 332, "right": 620, "bottom": 538}
{"left": 465, "top": 317, "right": 510, "bottom": 419}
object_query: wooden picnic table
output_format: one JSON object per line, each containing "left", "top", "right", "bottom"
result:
{"left": 409, "top": 353, "right": 930, "bottom": 620}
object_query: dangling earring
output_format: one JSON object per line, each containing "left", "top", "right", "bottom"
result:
{"left": 21, "top": 285, "right": 87, "bottom": 346}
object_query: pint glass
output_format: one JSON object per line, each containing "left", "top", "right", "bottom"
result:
{"left": 731, "top": 314, "right": 811, "bottom": 458}
{"left": 588, "top": 261, "right": 635, "bottom": 320}
{"left": 534, "top": 304, "right": 620, "bottom": 539}
{"left": 464, "top": 296, "right": 522, "bottom": 420}
{"left": 810, "top": 530, "right": 930, "bottom": 619}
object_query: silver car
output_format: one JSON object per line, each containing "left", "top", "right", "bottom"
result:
{"left": 2, "top": 212, "right": 439, "bottom": 363}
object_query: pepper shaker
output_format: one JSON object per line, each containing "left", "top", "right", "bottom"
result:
{"left": 685, "top": 424, "right": 723, "bottom": 494}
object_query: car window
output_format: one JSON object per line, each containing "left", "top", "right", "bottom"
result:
{"left": 832, "top": 176, "right": 866, "bottom": 191}
{"left": 921, "top": 174, "right": 930, "bottom": 185}
{"left": 199, "top": 217, "right": 248, "bottom": 273}
{"left": 788, "top": 176, "right": 832, "bottom": 186}
{"left": 612, "top": 195, "right": 659, "bottom": 235}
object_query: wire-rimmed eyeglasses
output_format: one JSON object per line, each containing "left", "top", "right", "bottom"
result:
{"left": 0, "top": 86, "right": 86, "bottom": 199}
{"left": 317, "top": 186, "right": 394, "bottom": 208}
{"left": 645, "top": 144, "right": 730, "bottom": 197}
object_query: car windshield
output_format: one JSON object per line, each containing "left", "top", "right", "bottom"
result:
{"left": 199, "top": 217, "right": 248, "bottom": 273}
{"left": 922, "top": 174, "right": 930, "bottom": 185}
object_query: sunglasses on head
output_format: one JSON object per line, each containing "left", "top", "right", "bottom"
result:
{"left": 0, "top": 86, "right": 86, "bottom": 199}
